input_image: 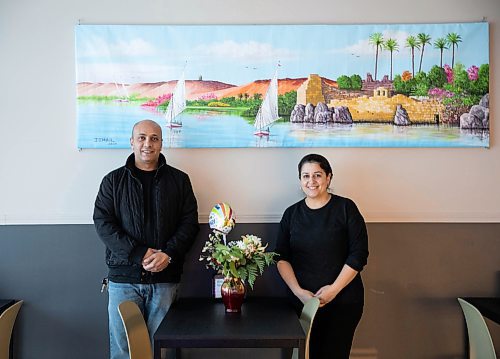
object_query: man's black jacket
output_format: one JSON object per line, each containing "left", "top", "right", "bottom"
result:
{"left": 93, "top": 153, "right": 199, "bottom": 283}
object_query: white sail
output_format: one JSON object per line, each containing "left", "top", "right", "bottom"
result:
{"left": 109, "top": 54, "right": 129, "bottom": 102}
{"left": 113, "top": 82, "right": 129, "bottom": 102}
{"left": 165, "top": 71, "right": 186, "bottom": 127}
{"left": 254, "top": 67, "right": 279, "bottom": 132}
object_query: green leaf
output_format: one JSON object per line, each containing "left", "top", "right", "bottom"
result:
{"left": 229, "top": 261, "right": 240, "bottom": 278}
{"left": 254, "top": 256, "right": 265, "bottom": 274}
{"left": 264, "top": 252, "right": 277, "bottom": 266}
{"left": 238, "top": 267, "right": 248, "bottom": 282}
{"left": 246, "top": 264, "right": 259, "bottom": 289}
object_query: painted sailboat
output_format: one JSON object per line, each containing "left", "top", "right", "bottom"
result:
{"left": 107, "top": 50, "right": 130, "bottom": 102}
{"left": 165, "top": 71, "right": 186, "bottom": 128}
{"left": 254, "top": 66, "right": 280, "bottom": 137}
{"left": 113, "top": 82, "right": 129, "bottom": 102}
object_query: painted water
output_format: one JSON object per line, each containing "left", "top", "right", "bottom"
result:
{"left": 77, "top": 103, "right": 489, "bottom": 149}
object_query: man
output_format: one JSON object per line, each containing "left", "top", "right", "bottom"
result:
{"left": 93, "top": 119, "right": 199, "bottom": 359}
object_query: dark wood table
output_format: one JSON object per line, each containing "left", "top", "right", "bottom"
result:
{"left": 462, "top": 297, "right": 500, "bottom": 324}
{"left": 153, "top": 297, "right": 306, "bottom": 359}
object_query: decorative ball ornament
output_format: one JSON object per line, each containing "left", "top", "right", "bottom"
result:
{"left": 209, "top": 202, "right": 236, "bottom": 236}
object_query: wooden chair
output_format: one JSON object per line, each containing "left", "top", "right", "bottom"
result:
{"left": 0, "top": 300, "right": 23, "bottom": 359}
{"left": 293, "top": 297, "right": 320, "bottom": 359}
{"left": 458, "top": 298, "right": 497, "bottom": 359}
{"left": 118, "top": 301, "right": 153, "bottom": 359}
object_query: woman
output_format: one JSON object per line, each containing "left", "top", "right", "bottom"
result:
{"left": 275, "top": 154, "right": 369, "bottom": 359}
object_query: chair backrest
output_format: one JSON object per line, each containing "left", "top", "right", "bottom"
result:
{"left": 298, "top": 297, "right": 320, "bottom": 359}
{"left": 118, "top": 301, "right": 153, "bottom": 359}
{"left": 0, "top": 300, "right": 23, "bottom": 359}
{"left": 457, "top": 298, "right": 497, "bottom": 359}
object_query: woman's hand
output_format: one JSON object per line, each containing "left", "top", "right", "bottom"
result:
{"left": 314, "top": 285, "right": 339, "bottom": 307}
{"left": 314, "top": 265, "right": 359, "bottom": 307}
{"left": 277, "top": 260, "right": 315, "bottom": 304}
{"left": 295, "top": 288, "right": 315, "bottom": 304}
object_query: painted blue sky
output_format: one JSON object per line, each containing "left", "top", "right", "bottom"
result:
{"left": 75, "top": 23, "right": 489, "bottom": 86}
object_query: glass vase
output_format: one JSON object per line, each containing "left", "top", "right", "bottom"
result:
{"left": 221, "top": 277, "right": 246, "bottom": 313}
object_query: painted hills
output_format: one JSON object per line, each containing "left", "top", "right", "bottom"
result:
{"left": 76, "top": 77, "right": 337, "bottom": 100}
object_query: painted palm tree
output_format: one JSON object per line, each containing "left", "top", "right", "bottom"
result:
{"left": 384, "top": 38, "right": 399, "bottom": 81}
{"left": 369, "top": 32, "right": 384, "bottom": 80}
{"left": 446, "top": 32, "right": 462, "bottom": 68}
{"left": 417, "top": 33, "right": 432, "bottom": 73}
{"left": 405, "top": 35, "right": 420, "bottom": 77}
{"left": 433, "top": 38, "right": 449, "bottom": 68}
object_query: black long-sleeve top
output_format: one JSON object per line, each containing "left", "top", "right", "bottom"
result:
{"left": 275, "top": 195, "right": 369, "bottom": 304}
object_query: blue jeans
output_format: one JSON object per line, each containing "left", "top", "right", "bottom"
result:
{"left": 108, "top": 281, "right": 179, "bottom": 359}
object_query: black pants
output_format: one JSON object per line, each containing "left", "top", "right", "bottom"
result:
{"left": 309, "top": 301, "right": 363, "bottom": 359}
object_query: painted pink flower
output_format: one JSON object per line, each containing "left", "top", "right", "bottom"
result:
{"left": 141, "top": 93, "right": 172, "bottom": 107}
{"left": 198, "top": 92, "right": 217, "bottom": 101}
{"left": 444, "top": 64, "right": 453, "bottom": 83}
{"left": 428, "top": 87, "right": 454, "bottom": 98}
{"left": 467, "top": 65, "right": 479, "bottom": 81}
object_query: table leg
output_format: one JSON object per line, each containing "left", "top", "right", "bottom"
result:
{"left": 298, "top": 339, "right": 306, "bottom": 359}
{"left": 280, "top": 347, "right": 293, "bottom": 359}
{"left": 162, "top": 348, "right": 180, "bottom": 359}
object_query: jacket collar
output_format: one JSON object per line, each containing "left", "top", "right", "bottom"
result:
{"left": 125, "top": 153, "right": 167, "bottom": 173}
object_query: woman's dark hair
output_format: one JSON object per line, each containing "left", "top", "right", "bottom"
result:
{"left": 298, "top": 154, "right": 333, "bottom": 178}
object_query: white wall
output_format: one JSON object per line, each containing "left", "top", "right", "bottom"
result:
{"left": 1, "top": 0, "right": 499, "bottom": 224}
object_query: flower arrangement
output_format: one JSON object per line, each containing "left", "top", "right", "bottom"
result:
{"left": 199, "top": 231, "right": 278, "bottom": 289}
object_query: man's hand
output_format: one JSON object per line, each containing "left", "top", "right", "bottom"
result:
{"left": 142, "top": 249, "right": 171, "bottom": 272}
